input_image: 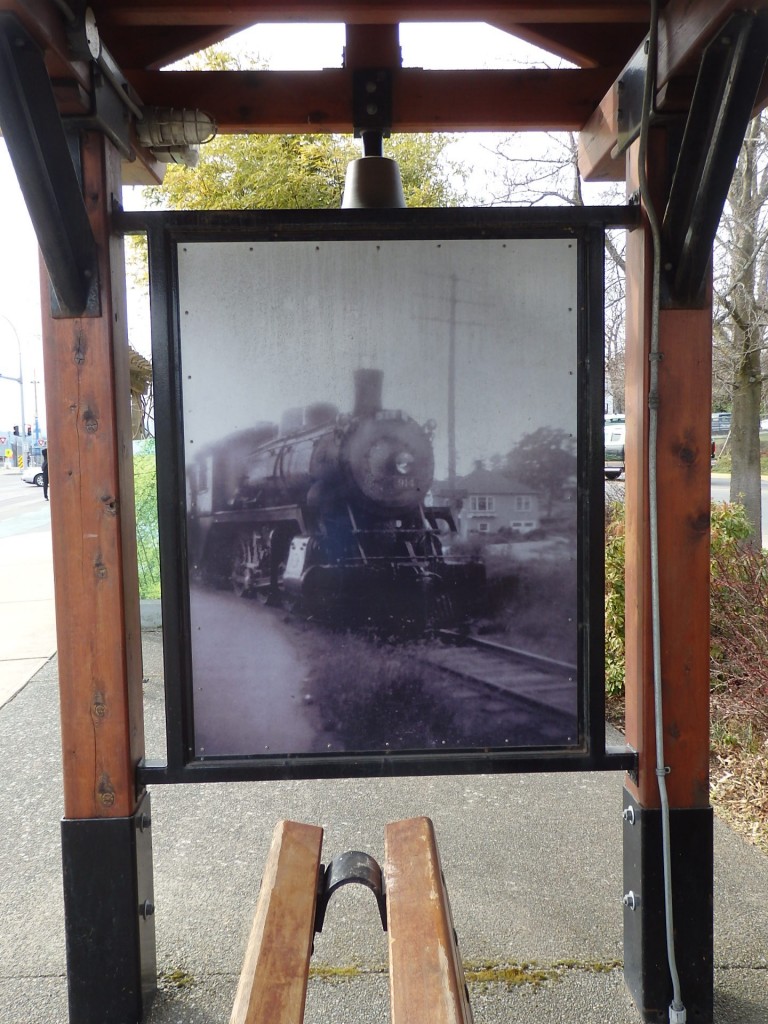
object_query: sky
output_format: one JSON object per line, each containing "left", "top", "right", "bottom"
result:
{"left": 0, "top": 21, "right": 561, "bottom": 439}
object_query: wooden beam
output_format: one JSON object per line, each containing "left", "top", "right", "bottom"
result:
{"left": 384, "top": 817, "right": 472, "bottom": 1024}
{"left": 623, "top": 134, "right": 711, "bottom": 810}
{"left": 41, "top": 131, "right": 145, "bottom": 820}
{"left": 578, "top": 0, "right": 744, "bottom": 181}
{"left": 345, "top": 23, "right": 401, "bottom": 68}
{"left": 230, "top": 821, "right": 323, "bottom": 1024}
{"left": 98, "top": 2, "right": 651, "bottom": 29}
{"left": 488, "top": 19, "right": 642, "bottom": 69}
{"left": 125, "top": 66, "right": 617, "bottom": 133}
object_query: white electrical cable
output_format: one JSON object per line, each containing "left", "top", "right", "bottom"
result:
{"left": 635, "top": 2, "right": 687, "bottom": 1022}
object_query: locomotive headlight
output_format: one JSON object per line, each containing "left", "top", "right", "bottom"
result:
{"left": 395, "top": 451, "right": 414, "bottom": 475}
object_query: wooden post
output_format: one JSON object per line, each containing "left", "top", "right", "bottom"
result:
{"left": 622, "top": 133, "right": 713, "bottom": 1022}
{"left": 41, "top": 130, "right": 155, "bottom": 1023}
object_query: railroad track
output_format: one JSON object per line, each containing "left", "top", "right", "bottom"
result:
{"left": 416, "top": 630, "right": 578, "bottom": 719}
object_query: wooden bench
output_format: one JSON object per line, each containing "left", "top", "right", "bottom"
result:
{"left": 230, "top": 816, "right": 472, "bottom": 1024}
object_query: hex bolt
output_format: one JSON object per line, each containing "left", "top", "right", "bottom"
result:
{"left": 140, "top": 900, "right": 155, "bottom": 919}
{"left": 622, "top": 806, "right": 635, "bottom": 825}
{"left": 623, "top": 890, "right": 639, "bottom": 910}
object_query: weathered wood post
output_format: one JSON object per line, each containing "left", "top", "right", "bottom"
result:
{"left": 41, "top": 129, "right": 156, "bottom": 1023}
{"left": 622, "top": 130, "right": 713, "bottom": 1022}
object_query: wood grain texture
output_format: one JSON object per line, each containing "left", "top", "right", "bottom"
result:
{"left": 623, "top": 136, "right": 712, "bottom": 810}
{"left": 384, "top": 817, "right": 472, "bottom": 1024}
{"left": 41, "top": 132, "right": 146, "bottom": 819}
{"left": 230, "top": 820, "right": 323, "bottom": 1024}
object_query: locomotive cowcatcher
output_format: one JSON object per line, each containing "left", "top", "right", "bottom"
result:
{"left": 186, "top": 369, "right": 484, "bottom": 630}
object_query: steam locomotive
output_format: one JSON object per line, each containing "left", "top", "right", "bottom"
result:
{"left": 186, "top": 370, "right": 484, "bottom": 629}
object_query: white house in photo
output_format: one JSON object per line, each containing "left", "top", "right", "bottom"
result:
{"left": 433, "top": 467, "right": 541, "bottom": 539}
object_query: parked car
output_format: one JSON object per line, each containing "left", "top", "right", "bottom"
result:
{"left": 711, "top": 411, "right": 731, "bottom": 434}
{"left": 604, "top": 420, "right": 625, "bottom": 479}
{"left": 21, "top": 464, "right": 44, "bottom": 486}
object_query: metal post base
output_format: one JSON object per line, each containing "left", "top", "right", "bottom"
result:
{"left": 61, "top": 791, "right": 157, "bottom": 1023}
{"left": 622, "top": 788, "right": 713, "bottom": 1023}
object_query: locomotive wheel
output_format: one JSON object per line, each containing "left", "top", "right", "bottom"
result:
{"left": 231, "top": 531, "right": 259, "bottom": 597}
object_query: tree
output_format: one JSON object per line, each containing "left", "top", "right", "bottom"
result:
{"left": 713, "top": 111, "right": 768, "bottom": 542}
{"left": 145, "top": 131, "right": 468, "bottom": 211}
{"left": 504, "top": 426, "right": 577, "bottom": 515}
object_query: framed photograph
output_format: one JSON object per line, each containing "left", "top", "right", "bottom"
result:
{"left": 139, "top": 208, "right": 629, "bottom": 782}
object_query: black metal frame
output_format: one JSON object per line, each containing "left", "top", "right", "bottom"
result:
{"left": 114, "top": 205, "right": 639, "bottom": 785}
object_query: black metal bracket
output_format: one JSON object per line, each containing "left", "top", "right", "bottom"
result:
{"left": 61, "top": 791, "right": 157, "bottom": 1023}
{"left": 613, "top": 40, "right": 651, "bottom": 159}
{"left": 315, "top": 850, "right": 387, "bottom": 933}
{"left": 65, "top": 65, "right": 133, "bottom": 159}
{"left": 0, "top": 12, "right": 99, "bottom": 317}
{"left": 661, "top": 10, "right": 768, "bottom": 307}
{"left": 352, "top": 68, "right": 392, "bottom": 151}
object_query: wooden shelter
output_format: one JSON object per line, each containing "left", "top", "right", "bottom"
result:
{"left": 1, "top": 2, "right": 767, "bottom": 1022}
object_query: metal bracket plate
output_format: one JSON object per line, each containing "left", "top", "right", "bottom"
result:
{"left": 315, "top": 850, "right": 387, "bottom": 933}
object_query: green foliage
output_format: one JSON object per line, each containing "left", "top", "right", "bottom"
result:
{"left": 144, "top": 131, "right": 467, "bottom": 211}
{"left": 604, "top": 498, "right": 768, "bottom": 707}
{"left": 604, "top": 501, "right": 626, "bottom": 697}
{"left": 133, "top": 439, "right": 161, "bottom": 600}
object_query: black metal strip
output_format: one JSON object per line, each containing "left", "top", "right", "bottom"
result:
{"left": 114, "top": 205, "right": 640, "bottom": 242}
{"left": 0, "top": 13, "right": 98, "bottom": 316}
{"left": 146, "top": 224, "right": 195, "bottom": 770}
{"left": 137, "top": 748, "right": 637, "bottom": 786}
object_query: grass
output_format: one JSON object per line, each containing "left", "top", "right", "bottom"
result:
{"left": 711, "top": 430, "right": 768, "bottom": 475}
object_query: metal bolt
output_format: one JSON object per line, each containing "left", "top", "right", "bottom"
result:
{"left": 623, "top": 890, "right": 639, "bottom": 910}
{"left": 140, "top": 900, "right": 155, "bottom": 919}
{"left": 138, "top": 813, "right": 152, "bottom": 832}
{"left": 622, "top": 806, "right": 635, "bottom": 825}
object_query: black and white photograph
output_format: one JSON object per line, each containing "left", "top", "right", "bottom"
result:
{"left": 174, "top": 235, "right": 584, "bottom": 759}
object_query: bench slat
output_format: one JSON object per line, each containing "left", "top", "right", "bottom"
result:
{"left": 230, "top": 820, "right": 323, "bottom": 1024}
{"left": 384, "top": 817, "right": 473, "bottom": 1024}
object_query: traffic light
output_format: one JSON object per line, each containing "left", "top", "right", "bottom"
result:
{"left": 12, "top": 426, "right": 19, "bottom": 436}
{"left": 26, "top": 426, "right": 31, "bottom": 436}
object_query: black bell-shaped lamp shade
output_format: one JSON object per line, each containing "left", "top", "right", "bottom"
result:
{"left": 341, "top": 130, "right": 406, "bottom": 209}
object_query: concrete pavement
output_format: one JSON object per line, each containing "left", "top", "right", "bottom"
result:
{"left": 0, "top": 528, "right": 766, "bottom": 1022}
{"left": 0, "top": 524, "right": 56, "bottom": 709}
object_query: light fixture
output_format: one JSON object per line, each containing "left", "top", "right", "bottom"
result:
{"left": 341, "top": 130, "right": 406, "bottom": 209}
{"left": 135, "top": 107, "right": 217, "bottom": 167}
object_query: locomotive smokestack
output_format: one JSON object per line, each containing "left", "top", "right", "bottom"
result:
{"left": 353, "top": 369, "right": 383, "bottom": 417}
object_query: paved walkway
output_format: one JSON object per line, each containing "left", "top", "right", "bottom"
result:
{"left": 0, "top": 527, "right": 56, "bottom": 708}
{"left": 0, "top": 525, "right": 766, "bottom": 1023}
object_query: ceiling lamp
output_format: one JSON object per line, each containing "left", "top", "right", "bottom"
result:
{"left": 135, "top": 108, "right": 216, "bottom": 167}
{"left": 342, "top": 130, "right": 406, "bottom": 209}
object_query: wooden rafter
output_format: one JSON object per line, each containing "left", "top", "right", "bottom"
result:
{"left": 126, "top": 66, "right": 618, "bottom": 134}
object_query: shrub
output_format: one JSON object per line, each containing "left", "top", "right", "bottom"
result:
{"left": 604, "top": 500, "right": 626, "bottom": 697}
{"left": 604, "top": 498, "right": 768, "bottom": 717}
{"left": 709, "top": 503, "right": 768, "bottom": 730}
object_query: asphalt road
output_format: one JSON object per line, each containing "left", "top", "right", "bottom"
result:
{"left": 0, "top": 468, "right": 50, "bottom": 538}
{"left": 605, "top": 473, "right": 768, "bottom": 548}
